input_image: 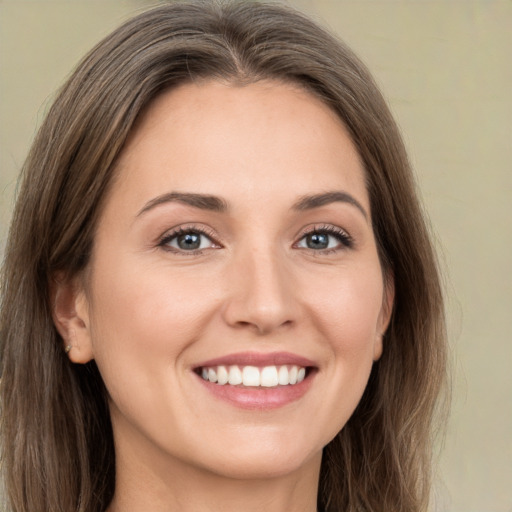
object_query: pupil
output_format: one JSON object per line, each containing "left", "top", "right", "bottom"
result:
{"left": 307, "top": 233, "right": 328, "bottom": 249}
{"left": 178, "top": 233, "right": 201, "bottom": 250}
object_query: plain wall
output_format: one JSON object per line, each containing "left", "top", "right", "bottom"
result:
{"left": 1, "top": 1, "right": 511, "bottom": 511}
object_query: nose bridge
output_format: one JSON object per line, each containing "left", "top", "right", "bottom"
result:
{"left": 223, "top": 237, "right": 297, "bottom": 334}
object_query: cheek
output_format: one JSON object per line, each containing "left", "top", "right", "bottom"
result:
{"left": 85, "top": 257, "right": 224, "bottom": 437}
{"left": 308, "top": 265, "right": 385, "bottom": 352}
{"left": 86, "top": 254, "right": 220, "bottom": 382}
{"left": 301, "top": 264, "right": 384, "bottom": 431}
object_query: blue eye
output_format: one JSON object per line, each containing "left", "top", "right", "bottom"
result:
{"left": 297, "top": 227, "right": 352, "bottom": 251}
{"left": 160, "top": 228, "right": 217, "bottom": 252}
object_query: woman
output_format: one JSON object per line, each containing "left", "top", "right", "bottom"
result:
{"left": 0, "top": 1, "right": 447, "bottom": 511}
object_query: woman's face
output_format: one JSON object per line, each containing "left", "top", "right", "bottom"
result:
{"left": 70, "top": 80, "right": 392, "bottom": 481}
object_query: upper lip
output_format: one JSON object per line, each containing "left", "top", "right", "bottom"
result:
{"left": 194, "top": 351, "right": 316, "bottom": 369}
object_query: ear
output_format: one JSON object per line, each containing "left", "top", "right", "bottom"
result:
{"left": 373, "top": 273, "right": 395, "bottom": 361}
{"left": 50, "top": 272, "right": 94, "bottom": 364}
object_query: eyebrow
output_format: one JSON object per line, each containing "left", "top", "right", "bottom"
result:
{"left": 136, "top": 190, "right": 368, "bottom": 220}
{"left": 293, "top": 191, "right": 368, "bottom": 220}
{"left": 136, "top": 192, "right": 228, "bottom": 217}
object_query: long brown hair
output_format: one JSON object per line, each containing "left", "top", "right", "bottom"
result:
{"left": 0, "top": 1, "right": 448, "bottom": 511}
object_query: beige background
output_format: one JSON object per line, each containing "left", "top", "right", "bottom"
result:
{"left": 1, "top": 1, "right": 511, "bottom": 510}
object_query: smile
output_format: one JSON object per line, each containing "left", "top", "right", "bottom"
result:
{"left": 199, "top": 365, "right": 307, "bottom": 387}
{"left": 193, "top": 352, "right": 317, "bottom": 409}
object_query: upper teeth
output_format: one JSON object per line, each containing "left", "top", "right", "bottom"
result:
{"left": 200, "top": 365, "right": 306, "bottom": 387}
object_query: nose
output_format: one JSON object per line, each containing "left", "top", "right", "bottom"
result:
{"left": 221, "top": 244, "right": 299, "bottom": 336}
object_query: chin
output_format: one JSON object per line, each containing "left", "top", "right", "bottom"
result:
{"left": 205, "top": 449, "right": 321, "bottom": 481}
{"left": 189, "top": 430, "right": 325, "bottom": 481}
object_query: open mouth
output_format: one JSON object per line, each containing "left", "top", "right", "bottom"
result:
{"left": 195, "top": 364, "right": 312, "bottom": 388}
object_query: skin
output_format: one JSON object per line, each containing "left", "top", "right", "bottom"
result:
{"left": 54, "top": 80, "right": 393, "bottom": 512}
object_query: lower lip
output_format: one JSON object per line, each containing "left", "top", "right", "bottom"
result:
{"left": 195, "top": 371, "right": 315, "bottom": 410}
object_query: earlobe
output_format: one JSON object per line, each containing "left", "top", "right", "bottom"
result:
{"left": 373, "top": 333, "right": 384, "bottom": 361}
{"left": 50, "top": 273, "right": 94, "bottom": 364}
{"left": 374, "top": 274, "right": 395, "bottom": 361}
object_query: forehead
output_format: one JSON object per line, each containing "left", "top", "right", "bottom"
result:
{"left": 112, "top": 79, "right": 369, "bottom": 214}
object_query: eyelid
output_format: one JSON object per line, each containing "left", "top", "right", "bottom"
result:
{"left": 158, "top": 224, "right": 222, "bottom": 254}
{"left": 294, "top": 224, "right": 354, "bottom": 251}
{"left": 156, "top": 222, "right": 353, "bottom": 255}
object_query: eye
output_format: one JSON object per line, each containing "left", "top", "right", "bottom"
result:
{"left": 159, "top": 227, "right": 219, "bottom": 253}
{"left": 296, "top": 226, "right": 353, "bottom": 252}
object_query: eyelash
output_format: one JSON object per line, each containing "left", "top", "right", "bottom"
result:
{"left": 158, "top": 226, "right": 220, "bottom": 255}
{"left": 295, "top": 224, "right": 354, "bottom": 253}
{"left": 157, "top": 224, "right": 354, "bottom": 255}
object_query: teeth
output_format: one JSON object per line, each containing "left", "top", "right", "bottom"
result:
{"left": 217, "top": 365, "right": 229, "bottom": 385}
{"left": 228, "top": 365, "right": 242, "bottom": 385}
{"left": 261, "top": 366, "right": 278, "bottom": 387}
{"left": 289, "top": 365, "right": 298, "bottom": 385}
{"left": 242, "top": 366, "right": 260, "bottom": 386}
{"left": 278, "top": 365, "right": 289, "bottom": 385}
{"left": 208, "top": 368, "right": 217, "bottom": 383}
{"left": 199, "top": 365, "right": 307, "bottom": 387}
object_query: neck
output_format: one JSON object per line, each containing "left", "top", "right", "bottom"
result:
{"left": 108, "top": 471, "right": 320, "bottom": 512}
